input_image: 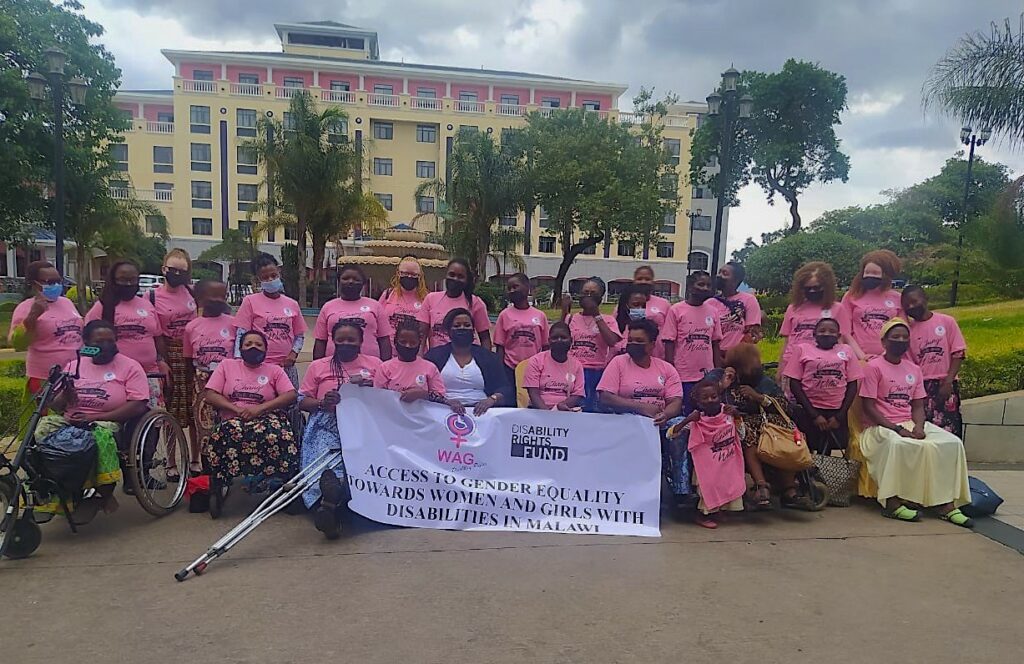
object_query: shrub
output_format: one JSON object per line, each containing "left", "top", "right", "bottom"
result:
{"left": 474, "top": 282, "right": 502, "bottom": 313}
{"left": 746, "top": 231, "right": 867, "bottom": 293}
{"left": 0, "top": 300, "right": 18, "bottom": 314}
{"left": 0, "top": 376, "right": 24, "bottom": 431}
{"left": 534, "top": 285, "right": 553, "bottom": 307}
{"left": 958, "top": 351, "right": 1024, "bottom": 399}
{"left": 0, "top": 359, "right": 25, "bottom": 378}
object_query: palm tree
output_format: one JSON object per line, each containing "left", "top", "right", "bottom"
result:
{"left": 197, "top": 229, "right": 258, "bottom": 304}
{"left": 415, "top": 130, "right": 527, "bottom": 279}
{"left": 244, "top": 92, "right": 357, "bottom": 305}
{"left": 490, "top": 226, "right": 527, "bottom": 276}
{"left": 924, "top": 16, "right": 1024, "bottom": 148}
{"left": 307, "top": 189, "right": 387, "bottom": 307}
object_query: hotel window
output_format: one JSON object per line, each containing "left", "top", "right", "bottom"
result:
{"left": 416, "top": 124, "right": 437, "bottom": 143}
{"left": 416, "top": 87, "right": 436, "bottom": 98}
{"left": 191, "top": 181, "right": 213, "bottom": 209}
{"left": 236, "top": 108, "right": 257, "bottom": 137}
{"left": 237, "top": 183, "right": 259, "bottom": 211}
{"left": 664, "top": 138, "right": 681, "bottom": 166}
{"left": 660, "top": 173, "right": 678, "bottom": 196}
{"left": 238, "top": 73, "right": 259, "bottom": 85}
{"left": 153, "top": 146, "right": 173, "bottom": 173}
{"left": 154, "top": 182, "right": 173, "bottom": 202}
{"left": 284, "top": 225, "right": 298, "bottom": 241}
{"left": 688, "top": 251, "right": 709, "bottom": 271}
{"left": 459, "top": 91, "right": 478, "bottom": 102}
{"left": 283, "top": 76, "right": 305, "bottom": 88}
{"left": 145, "top": 215, "right": 163, "bottom": 234}
{"left": 190, "top": 105, "right": 210, "bottom": 133}
{"left": 237, "top": 147, "right": 258, "bottom": 175}
{"left": 656, "top": 242, "right": 675, "bottom": 259}
{"left": 157, "top": 111, "right": 174, "bottom": 123}
{"left": 691, "top": 215, "right": 713, "bottom": 231}
{"left": 238, "top": 220, "right": 256, "bottom": 238}
{"left": 327, "top": 119, "right": 348, "bottom": 144}
{"left": 192, "top": 218, "right": 213, "bottom": 236}
{"left": 538, "top": 236, "right": 556, "bottom": 253}
{"left": 661, "top": 211, "right": 676, "bottom": 234}
{"left": 417, "top": 196, "right": 435, "bottom": 213}
{"left": 373, "top": 158, "right": 393, "bottom": 176}
{"left": 282, "top": 112, "right": 298, "bottom": 132}
{"left": 374, "top": 193, "right": 393, "bottom": 211}
{"left": 373, "top": 121, "right": 393, "bottom": 140}
{"left": 499, "top": 215, "right": 517, "bottom": 226}
{"left": 538, "top": 206, "right": 549, "bottom": 228}
{"left": 374, "top": 84, "right": 394, "bottom": 96}
{"left": 330, "top": 81, "right": 350, "bottom": 92}
{"left": 617, "top": 241, "right": 636, "bottom": 257}
{"left": 540, "top": 97, "right": 560, "bottom": 108}
{"left": 192, "top": 70, "right": 214, "bottom": 81}
{"left": 416, "top": 160, "right": 435, "bottom": 178}
{"left": 190, "top": 143, "right": 212, "bottom": 172}
{"left": 500, "top": 94, "right": 520, "bottom": 105}
{"left": 582, "top": 100, "right": 601, "bottom": 111}
{"left": 110, "top": 144, "right": 128, "bottom": 172}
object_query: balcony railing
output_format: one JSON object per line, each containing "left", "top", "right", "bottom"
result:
{"left": 321, "top": 89, "right": 356, "bottom": 104}
{"left": 182, "top": 79, "right": 216, "bottom": 93}
{"left": 497, "top": 103, "right": 527, "bottom": 117}
{"left": 109, "top": 187, "right": 173, "bottom": 203}
{"left": 411, "top": 96, "right": 442, "bottom": 111}
{"left": 617, "top": 111, "right": 644, "bottom": 125}
{"left": 368, "top": 93, "right": 400, "bottom": 107}
{"left": 454, "top": 100, "right": 484, "bottom": 114}
{"left": 276, "top": 86, "right": 307, "bottom": 99}
{"left": 145, "top": 121, "right": 174, "bottom": 134}
{"left": 537, "top": 106, "right": 560, "bottom": 117}
{"left": 230, "top": 82, "right": 263, "bottom": 97}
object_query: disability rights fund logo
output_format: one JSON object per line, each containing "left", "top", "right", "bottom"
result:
{"left": 509, "top": 424, "right": 570, "bottom": 462}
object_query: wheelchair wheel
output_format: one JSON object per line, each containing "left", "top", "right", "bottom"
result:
{"left": 1, "top": 476, "right": 41, "bottom": 560}
{"left": 289, "top": 407, "right": 305, "bottom": 447}
{"left": 126, "top": 408, "right": 190, "bottom": 517}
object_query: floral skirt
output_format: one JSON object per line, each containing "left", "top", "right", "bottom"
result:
{"left": 923, "top": 378, "right": 963, "bottom": 439}
{"left": 165, "top": 339, "right": 193, "bottom": 424}
{"left": 299, "top": 410, "right": 346, "bottom": 508}
{"left": 205, "top": 411, "right": 299, "bottom": 484}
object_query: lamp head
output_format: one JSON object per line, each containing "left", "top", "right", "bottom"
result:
{"left": 959, "top": 126, "right": 971, "bottom": 145}
{"left": 26, "top": 72, "right": 47, "bottom": 101}
{"left": 44, "top": 47, "right": 67, "bottom": 76}
{"left": 706, "top": 92, "right": 722, "bottom": 116}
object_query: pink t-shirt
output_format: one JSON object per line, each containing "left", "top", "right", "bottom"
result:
{"left": 646, "top": 295, "right": 671, "bottom": 359}
{"left": 783, "top": 342, "right": 863, "bottom": 410}
{"left": 182, "top": 315, "right": 238, "bottom": 369}
{"left": 300, "top": 354, "right": 383, "bottom": 401}
{"left": 494, "top": 306, "right": 549, "bottom": 368}
{"left": 843, "top": 289, "right": 904, "bottom": 358}
{"left": 150, "top": 286, "right": 196, "bottom": 341}
{"left": 315, "top": 297, "right": 393, "bottom": 358}
{"left": 908, "top": 312, "right": 967, "bottom": 381}
{"left": 687, "top": 412, "right": 746, "bottom": 511}
{"left": 205, "top": 358, "right": 295, "bottom": 416}
{"left": 374, "top": 357, "right": 446, "bottom": 395}
{"left": 417, "top": 292, "right": 491, "bottom": 348}
{"left": 859, "top": 356, "right": 927, "bottom": 425}
{"left": 779, "top": 301, "right": 852, "bottom": 375}
{"left": 522, "top": 350, "right": 585, "bottom": 408}
{"left": 64, "top": 354, "right": 148, "bottom": 421}
{"left": 567, "top": 313, "right": 619, "bottom": 370}
{"left": 379, "top": 289, "right": 426, "bottom": 352}
{"left": 234, "top": 292, "right": 307, "bottom": 365}
{"left": 597, "top": 354, "right": 683, "bottom": 410}
{"left": 707, "top": 292, "right": 762, "bottom": 351}
{"left": 11, "top": 297, "right": 83, "bottom": 379}
{"left": 84, "top": 297, "right": 161, "bottom": 373}
{"left": 662, "top": 301, "right": 723, "bottom": 382}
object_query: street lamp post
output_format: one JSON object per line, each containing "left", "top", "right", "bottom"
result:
{"left": 685, "top": 208, "right": 702, "bottom": 274}
{"left": 705, "top": 67, "right": 753, "bottom": 278}
{"left": 26, "top": 47, "right": 89, "bottom": 276}
{"left": 949, "top": 125, "right": 991, "bottom": 307}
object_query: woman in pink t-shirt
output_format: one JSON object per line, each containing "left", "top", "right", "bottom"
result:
{"left": 204, "top": 329, "right": 298, "bottom": 517}
{"left": 494, "top": 273, "right": 549, "bottom": 391}
{"left": 778, "top": 261, "right": 852, "bottom": 385}
{"left": 379, "top": 256, "right": 429, "bottom": 355}
{"left": 150, "top": 248, "right": 197, "bottom": 452}
{"left": 612, "top": 284, "right": 650, "bottom": 358}
{"left": 523, "top": 322, "right": 584, "bottom": 410}
{"left": 633, "top": 265, "right": 672, "bottom": 358}
{"left": 560, "top": 277, "right": 621, "bottom": 413}
{"left": 842, "top": 249, "right": 904, "bottom": 360}
{"left": 418, "top": 258, "right": 492, "bottom": 350}
{"left": 597, "top": 318, "right": 683, "bottom": 423}
{"left": 858, "top": 319, "right": 971, "bottom": 527}
{"left": 313, "top": 264, "right": 393, "bottom": 361}
{"left": 375, "top": 319, "right": 448, "bottom": 402}
{"left": 663, "top": 271, "right": 724, "bottom": 396}
{"left": 709, "top": 261, "right": 763, "bottom": 350}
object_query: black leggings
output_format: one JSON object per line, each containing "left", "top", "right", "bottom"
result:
{"left": 793, "top": 406, "right": 849, "bottom": 453}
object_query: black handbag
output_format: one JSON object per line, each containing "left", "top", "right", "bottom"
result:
{"left": 36, "top": 426, "right": 98, "bottom": 497}
{"left": 961, "top": 476, "right": 1004, "bottom": 518}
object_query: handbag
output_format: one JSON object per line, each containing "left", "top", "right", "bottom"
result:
{"left": 961, "top": 476, "right": 1004, "bottom": 518}
{"left": 755, "top": 397, "right": 813, "bottom": 471}
{"left": 812, "top": 431, "right": 861, "bottom": 507}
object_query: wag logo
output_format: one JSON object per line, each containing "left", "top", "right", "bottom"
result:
{"left": 438, "top": 413, "right": 478, "bottom": 466}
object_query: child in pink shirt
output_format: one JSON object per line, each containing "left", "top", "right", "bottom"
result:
{"left": 522, "top": 322, "right": 585, "bottom": 410}
{"left": 374, "top": 320, "right": 447, "bottom": 403}
{"left": 314, "top": 264, "right": 393, "bottom": 360}
{"left": 494, "top": 274, "right": 549, "bottom": 390}
{"left": 662, "top": 272, "right": 723, "bottom": 386}
{"left": 417, "top": 258, "right": 492, "bottom": 349}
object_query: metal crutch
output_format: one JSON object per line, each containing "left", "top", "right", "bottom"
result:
{"left": 174, "top": 449, "right": 343, "bottom": 581}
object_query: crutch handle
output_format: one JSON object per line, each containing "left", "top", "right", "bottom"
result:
{"left": 174, "top": 569, "right": 189, "bottom": 582}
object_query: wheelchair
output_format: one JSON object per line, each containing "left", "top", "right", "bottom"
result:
{"left": 0, "top": 364, "right": 190, "bottom": 560}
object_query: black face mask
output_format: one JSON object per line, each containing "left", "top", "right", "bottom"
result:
{"left": 714, "top": 276, "right": 732, "bottom": 292}
{"left": 165, "top": 273, "right": 190, "bottom": 288}
{"left": 815, "top": 335, "right": 839, "bottom": 350}
{"left": 626, "top": 343, "right": 647, "bottom": 361}
{"left": 702, "top": 402, "right": 723, "bottom": 416}
{"left": 861, "top": 276, "right": 883, "bottom": 290}
{"left": 112, "top": 284, "right": 137, "bottom": 301}
{"left": 90, "top": 341, "right": 118, "bottom": 365}
{"left": 689, "top": 290, "right": 711, "bottom": 304}
{"left": 450, "top": 328, "right": 474, "bottom": 347}
{"left": 905, "top": 306, "right": 925, "bottom": 321}
{"left": 507, "top": 290, "right": 528, "bottom": 305}
{"left": 334, "top": 344, "right": 360, "bottom": 362}
{"left": 445, "top": 279, "right": 466, "bottom": 296}
{"left": 203, "top": 301, "right": 229, "bottom": 317}
{"left": 804, "top": 288, "right": 824, "bottom": 302}
{"left": 549, "top": 340, "right": 571, "bottom": 360}
{"left": 240, "top": 347, "right": 266, "bottom": 365}
{"left": 634, "top": 283, "right": 652, "bottom": 297}
{"left": 395, "top": 344, "right": 419, "bottom": 362}
{"left": 399, "top": 276, "right": 419, "bottom": 292}
{"left": 887, "top": 340, "right": 910, "bottom": 357}
{"left": 339, "top": 283, "right": 363, "bottom": 299}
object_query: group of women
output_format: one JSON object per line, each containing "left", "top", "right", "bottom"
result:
{"left": 10, "top": 245, "right": 974, "bottom": 534}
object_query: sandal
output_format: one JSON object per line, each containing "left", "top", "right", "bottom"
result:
{"left": 781, "top": 491, "right": 816, "bottom": 512}
{"left": 188, "top": 463, "right": 203, "bottom": 477}
{"left": 753, "top": 482, "right": 772, "bottom": 510}
{"left": 166, "top": 467, "right": 181, "bottom": 483}
{"left": 694, "top": 513, "right": 718, "bottom": 529}
{"left": 882, "top": 504, "right": 920, "bottom": 522}
{"left": 939, "top": 508, "right": 974, "bottom": 528}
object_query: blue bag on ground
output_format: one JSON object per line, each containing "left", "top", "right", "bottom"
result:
{"left": 961, "top": 476, "right": 1004, "bottom": 518}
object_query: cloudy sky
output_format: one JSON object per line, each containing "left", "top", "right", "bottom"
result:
{"left": 79, "top": 0, "right": 1024, "bottom": 253}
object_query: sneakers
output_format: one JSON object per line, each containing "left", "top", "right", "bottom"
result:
{"left": 313, "top": 470, "right": 345, "bottom": 540}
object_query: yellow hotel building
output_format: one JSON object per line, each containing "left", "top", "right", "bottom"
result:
{"left": 111, "top": 20, "right": 727, "bottom": 296}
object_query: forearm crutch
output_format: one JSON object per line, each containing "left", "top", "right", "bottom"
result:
{"left": 174, "top": 448, "right": 343, "bottom": 581}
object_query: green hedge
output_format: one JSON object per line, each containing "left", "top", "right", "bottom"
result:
{"left": 0, "top": 359, "right": 25, "bottom": 377}
{"left": 959, "top": 351, "right": 1024, "bottom": 399}
{"left": 0, "top": 300, "right": 18, "bottom": 314}
{"left": 0, "top": 376, "right": 23, "bottom": 431}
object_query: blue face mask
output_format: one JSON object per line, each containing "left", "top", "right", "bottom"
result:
{"left": 41, "top": 283, "right": 63, "bottom": 302}
{"left": 628, "top": 308, "right": 646, "bottom": 320}
{"left": 261, "top": 278, "right": 283, "bottom": 294}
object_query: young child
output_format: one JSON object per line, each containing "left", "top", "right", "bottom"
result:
{"left": 374, "top": 319, "right": 449, "bottom": 406}
{"left": 669, "top": 378, "right": 745, "bottom": 529}
{"left": 493, "top": 273, "right": 549, "bottom": 392}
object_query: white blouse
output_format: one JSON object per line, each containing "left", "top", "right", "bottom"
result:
{"left": 441, "top": 354, "right": 488, "bottom": 405}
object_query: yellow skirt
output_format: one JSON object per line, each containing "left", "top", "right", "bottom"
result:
{"left": 859, "top": 421, "right": 970, "bottom": 508}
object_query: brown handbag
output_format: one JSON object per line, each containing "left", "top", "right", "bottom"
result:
{"left": 755, "top": 397, "right": 813, "bottom": 471}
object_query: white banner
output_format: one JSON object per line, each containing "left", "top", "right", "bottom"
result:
{"left": 337, "top": 385, "right": 662, "bottom": 537}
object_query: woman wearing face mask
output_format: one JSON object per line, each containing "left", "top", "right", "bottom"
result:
{"left": 614, "top": 284, "right": 651, "bottom": 347}
{"left": 522, "top": 322, "right": 585, "bottom": 410}
{"left": 418, "top": 258, "right": 492, "bottom": 350}
{"left": 708, "top": 261, "right": 763, "bottom": 350}
{"left": 778, "top": 261, "right": 852, "bottom": 386}
{"left": 633, "top": 265, "right": 671, "bottom": 358}
{"left": 858, "top": 319, "right": 971, "bottom": 527}
{"left": 299, "top": 321, "right": 382, "bottom": 539}
{"left": 379, "top": 255, "right": 429, "bottom": 354}
{"left": 9, "top": 260, "right": 83, "bottom": 411}
{"left": 560, "top": 277, "right": 621, "bottom": 413}
{"left": 150, "top": 248, "right": 197, "bottom": 458}
{"left": 785, "top": 318, "right": 862, "bottom": 454}
{"left": 901, "top": 285, "right": 966, "bottom": 437}
{"left": 842, "top": 250, "right": 904, "bottom": 361}
{"left": 663, "top": 271, "right": 724, "bottom": 408}
{"left": 425, "top": 308, "right": 510, "bottom": 416}
{"left": 494, "top": 273, "right": 549, "bottom": 392}
{"left": 314, "top": 264, "right": 393, "bottom": 362}
{"left": 598, "top": 319, "right": 683, "bottom": 424}
{"left": 234, "top": 253, "right": 307, "bottom": 388}
{"left": 39, "top": 320, "right": 148, "bottom": 523}
{"left": 204, "top": 329, "right": 299, "bottom": 518}
{"left": 182, "top": 279, "right": 236, "bottom": 478}
{"left": 375, "top": 319, "right": 447, "bottom": 402}
{"left": 86, "top": 260, "right": 168, "bottom": 408}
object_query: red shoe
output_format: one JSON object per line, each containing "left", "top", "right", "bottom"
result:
{"left": 694, "top": 513, "right": 718, "bottom": 529}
